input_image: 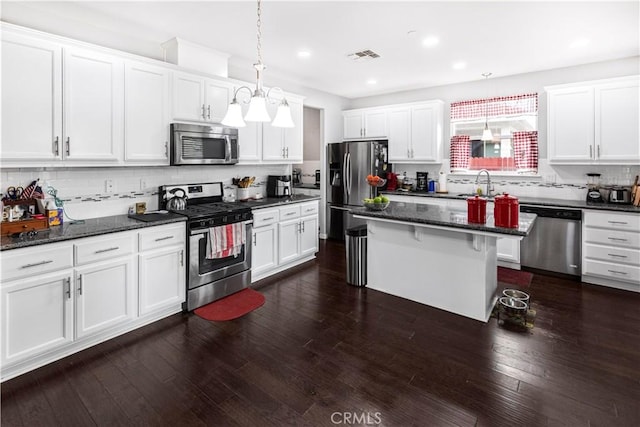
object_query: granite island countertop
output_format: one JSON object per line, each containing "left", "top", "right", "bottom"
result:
{"left": 1, "top": 212, "right": 187, "bottom": 251}
{"left": 352, "top": 201, "right": 536, "bottom": 237}
{"left": 238, "top": 194, "right": 321, "bottom": 209}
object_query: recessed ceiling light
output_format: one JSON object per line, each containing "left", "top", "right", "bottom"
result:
{"left": 367, "top": 79, "right": 377, "bottom": 85}
{"left": 297, "top": 50, "right": 311, "bottom": 58}
{"left": 422, "top": 36, "right": 439, "bottom": 47}
{"left": 452, "top": 61, "right": 467, "bottom": 70}
{"left": 569, "top": 38, "right": 589, "bottom": 48}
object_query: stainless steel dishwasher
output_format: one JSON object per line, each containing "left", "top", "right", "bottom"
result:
{"left": 520, "top": 205, "right": 582, "bottom": 276}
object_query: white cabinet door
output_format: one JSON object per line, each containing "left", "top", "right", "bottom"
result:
{"left": 1, "top": 271, "right": 74, "bottom": 366}
{"left": 204, "top": 80, "right": 231, "bottom": 123}
{"left": 139, "top": 247, "right": 185, "bottom": 315}
{"left": 547, "top": 87, "right": 594, "bottom": 163}
{"left": 172, "top": 72, "right": 206, "bottom": 122}
{"left": 75, "top": 257, "right": 136, "bottom": 339}
{"left": 364, "top": 110, "right": 388, "bottom": 138}
{"left": 343, "top": 111, "right": 364, "bottom": 139}
{"left": 497, "top": 238, "right": 521, "bottom": 264}
{"left": 262, "top": 100, "right": 285, "bottom": 161}
{"left": 252, "top": 224, "right": 278, "bottom": 278}
{"left": 234, "top": 86, "right": 262, "bottom": 162}
{"left": 64, "top": 48, "right": 123, "bottom": 162}
{"left": 1, "top": 32, "right": 62, "bottom": 163}
{"left": 388, "top": 108, "right": 411, "bottom": 161}
{"left": 411, "top": 103, "right": 440, "bottom": 162}
{"left": 284, "top": 98, "right": 304, "bottom": 162}
{"left": 124, "top": 61, "right": 170, "bottom": 164}
{"left": 595, "top": 78, "right": 640, "bottom": 163}
{"left": 300, "top": 215, "right": 319, "bottom": 258}
{"left": 278, "top": 219, "right": 301, "bottom": 264}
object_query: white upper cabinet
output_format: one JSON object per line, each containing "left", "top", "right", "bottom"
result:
{"left": 124, "top": 61, "right": 170, "bottom": 164}
{"left": 171, "top": 71, "right": 231, "bottom": 123}
{"left": 343, "top": 109, "right": 388, "bottom": 139}
{"left": 1, "top": 32, "right": 63, "bottom": 164}
{"left": 387, "top": 108, "right": 411, "bottom": 160}
{"left": 259, "top": 94, "right": 304, "bottom": 163}
{"left": 547, "top": 76, "right": 639, "bottom": 164}
{"left": 64, "top": 47, "right": 124, "bottom": 163}
{"left": 385, "top": 101, "right": 443, "bottom": 163}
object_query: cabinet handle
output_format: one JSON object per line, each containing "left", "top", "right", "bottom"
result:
{"left": 20, "top": 260, "right": 53, "bottom": 269}
{"left": 78, "top": 274, "right": 83, "bottom": 295}
{"left": 411, "top": 148, "right": 414, "bottom": 158}
{"left": 65, "top": 277, "right": 71, "bottom": 299}
{"left": 302, "top": 221, "right": 305, "bottom": 233}
{"left": 286, "top": 147, "right": 289, "bottom": 158}
{"left": 608, "top": 221, "right": 628, "bottom": 225}
{"left": 607, "top": 237, "right": 628, "bottom": 242}
{"left": 607, "top": 253, "right": 627, "bottom": 259}
{"left": 589, "top": 145, "right": 593, "bottom": 158}
{"left": 597, "top": 145, "right": 600, "bottom": 158}
{"left": 180, "top": 250, "right": 184, "bottom": 267}
{"left": 253, "top": 234, "right": 257, "bottom": 246}
{"left": 165, "top": 141, "right": 169, "bottom": 158}
{"left": 262, "top": 217, "right": 275, "bottom": 221}
{"left": 155, "top": 236, "right": 174, "bottom": 242}
{"left": 54, "top": 136, "right": 59, "bottom": 156}
{"left": 607, "top": 270, "right": 627, "bottom": 275}
{"left": 305, "top": 208, "right": 314, "bottom": 212}
{"left": 285, "top": 212, "right": 296, "bottom": 216}
{"left": 207, "top": 105, "right": 211, "bottom": 119}
{"left": 201, "top": 105, "right": 206, "bottom": 119}
{"left": 281, "top": 147, "right": 285, "bottom": 158}
{"left": 66, "top": 137, "right": 70, "bottom": 155}
{"left": 94, "top": 246, "right": 120, "bottom": 254}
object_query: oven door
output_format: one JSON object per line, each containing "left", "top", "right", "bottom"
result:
{"left": 188, "top": 221, "right": 252, "bottom": 290}
{"left": 172, "top": 130, "right": 238, "bottom": 165}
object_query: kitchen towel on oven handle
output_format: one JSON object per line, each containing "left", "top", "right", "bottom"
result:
{"left": 206, "top": 223, "right": 246, "bottom": 259}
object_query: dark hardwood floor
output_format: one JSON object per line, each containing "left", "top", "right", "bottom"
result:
{"left": 2, "top": 239, "right": 639, "bottom": 426}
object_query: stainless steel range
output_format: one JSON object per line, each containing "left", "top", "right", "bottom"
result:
{"left": 159, "top": 182, "right": 253, "bottom": 311}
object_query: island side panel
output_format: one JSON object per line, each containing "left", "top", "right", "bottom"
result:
{"left": 366, "top": 220, "right": 498, "bottom": 322}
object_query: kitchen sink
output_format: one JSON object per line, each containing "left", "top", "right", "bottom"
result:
{"left": 457, "top": 193, "right": 495, "bottom": 200}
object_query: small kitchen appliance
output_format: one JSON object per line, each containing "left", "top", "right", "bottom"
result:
{"left": 315, "top": 170, "right": 321, "bottom": 187}
{"left": 170, "top": 123, "right": 239, "bottom": 165}
{"left": 586, "top": 173, "right": 604, "bottom": 203}
{"left": 416, "top": 172, "right": 428, "bottom": 192}
{"left": 467, "top": 195, "right": 487, "bottom": 224}
{"left": 267, "top": 175, "right": 292, "bottom": 197}
{"left": 494, "top": 193, "right": 519, "bottom": 228}
{"left": 608, "top": 187, "right": 631, "bottom": 204}
{"left": 292, "top": 168, "right": 302, "bottom": 185}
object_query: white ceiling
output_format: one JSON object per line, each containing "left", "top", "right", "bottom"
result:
{"left": 2, "top": 1, "right": 639, "bottom": 99}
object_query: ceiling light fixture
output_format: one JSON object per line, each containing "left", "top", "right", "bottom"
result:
{"left": 221, "top": 0, "right": 294, "bottom": 128}
{"left": 481, "top": 72, "right": 493, "bottom": 142}
{"left": 367, "top": 79, "right": 377, "bottom": 85}
{"left": 422, "top": 36, "right": 439, "bottom": 47}
{"left": 452, "top": 61, "right": 466, "bottom": 70}
{"left": 297, "top": 50, "right": 311, "bottom": 58}
{"left": 569, "top": 38, "right": 590, "bottom": 49}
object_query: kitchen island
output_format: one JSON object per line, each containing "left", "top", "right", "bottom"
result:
{"left": 353, "top": 201, "right": 536, "bottom": 322}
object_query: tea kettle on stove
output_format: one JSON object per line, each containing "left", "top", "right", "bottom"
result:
{"left": 166, "top": 188, "right": 188, "bottom": 210}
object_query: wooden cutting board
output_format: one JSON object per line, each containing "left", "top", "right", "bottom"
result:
{"left": 633, "top": 176, "right": 640, "bottom": 207}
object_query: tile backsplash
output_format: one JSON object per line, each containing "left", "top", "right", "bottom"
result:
{"left": 1, "top": 164, "right": 289, "bottom": 220}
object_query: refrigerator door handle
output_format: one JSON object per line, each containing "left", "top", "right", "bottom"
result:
{"left": 346, "top": 152, "right": 352, "bottom": 199}
{"left": 330, "top": 205, "right": 352, "bottom": 211}
{"left": 342, "top": 151, "right": 348, "bottom": 202}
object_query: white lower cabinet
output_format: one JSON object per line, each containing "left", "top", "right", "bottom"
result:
{"left": 0, "top": 221, "right": 186, "bottom": 381}
{"left": 251, "top": 200, "right": 319, "bottom": 282}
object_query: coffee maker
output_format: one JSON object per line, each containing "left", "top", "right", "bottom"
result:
{"left": 416, "top": 172, "right": 428, "bottom": 192}
{"left": 267, "top": 175, "right": 292, "bottom": 197}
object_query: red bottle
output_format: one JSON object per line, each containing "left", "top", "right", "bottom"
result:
{"left": 467, "top": 195, "right": 487, "bottom": 224}
{"left": 494, "top": 193, "right": 519, "bottom": 228}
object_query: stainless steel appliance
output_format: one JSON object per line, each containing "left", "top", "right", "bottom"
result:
{"left": 520, "top": 205, "right": 582, "bottom": 276}
{"left": 416, "top": 172, "right": 428, "bottom": 192}
{"left": 170, "top": 123, "right": 239, "bottom": 165}
{"left": 160, "top": 182, "right": 253, "bottom": 310}
{"left": 267, "top": 175, "right": 292, "bottom": 197}
{"left": 292, "top": 168, "right": 302, "bottom": 185}
{"left": 327, "top": 140, "right": 389, "bottom": 240}
{"left": 608, "top": 187, "right": 631, "bottom": 204}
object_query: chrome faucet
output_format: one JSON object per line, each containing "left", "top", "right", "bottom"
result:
{"left": 475, "top": 169, "right": 493, "bottom": 196}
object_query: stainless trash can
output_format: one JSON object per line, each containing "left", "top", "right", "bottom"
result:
{"left": 346, "top": 225, "right": 367, "bottom": 286}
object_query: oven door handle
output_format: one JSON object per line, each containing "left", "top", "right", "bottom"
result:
{"left": 190, "top": 220, "right": 253, "bottom": 236}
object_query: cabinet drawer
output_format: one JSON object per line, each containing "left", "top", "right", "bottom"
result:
{"left": 584, "top": 227, "right": 640, "bottom": 249}
{"left": 75, "top": 232, "right": 136, "bottom": 265}
{"left": 1, "top": 242, "right": 73, "bottom": 282}
{"left": 253, "top": 208, "right": 280, "bottom": 228}
{"left": 584, "top": 211, "right": 640, "bottom": 231}
{"left": 139, "top": 223, "right": 185, "bottom": 252}
{"left": 279, "top": 205, "right": 301, "bottom": 220}
{"left": 584, "top": 243, "right": 640, "bottom": 266}
{"left": 583, "top": 259, "right": 640, "bottom": 284}
{"left": 300, "top": 201, "right": 319, "bottom": 217}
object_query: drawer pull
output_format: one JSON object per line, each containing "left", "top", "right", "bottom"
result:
{"left": 94, "top": 246, "right": 120, "bottom": 254}
{"left": 305, "top": 208, "right": 315, "bottom": 212}
{"left": 607, "top": 253, "right": 628, "bottom": 258}
{"left": 155, "top": 236, "right": 174, "bottom": 242}
{"left": 262, "top": 217, "right": 275, "bottom": 221}
{"left": 607, "top": 221, "right": 628, "bottom": 225}
{"left": 607, "top": 237, "right": 628, "bottom": 242}
{"left": 20, "top": 260, "right": 53, "bottom": 269}
{"left": 285, "top": 212, "right": 296, "bottom": 216}
{"left": 78, "top": 274, "right": 83, "bottom": 295}
{"left": 607, "top": 270, "right": 628, "bottom": 275}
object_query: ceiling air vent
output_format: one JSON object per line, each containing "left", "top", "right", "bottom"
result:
{"left": 347, "top": 49, "right": 381, "bottom": 61}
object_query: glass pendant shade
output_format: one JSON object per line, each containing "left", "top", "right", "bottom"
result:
{"left": 481, "top": 124, "right": 493, "bottom": 141}
{"left": 221, "top": 102, "right": 246, "bottom": 128}
{"left": 244, "top": 96, "right": 271, "bottom": 122}
{"left": 271, "top": 102, "right": 294, "bottom": 128}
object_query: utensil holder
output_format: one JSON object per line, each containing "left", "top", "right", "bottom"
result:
{"left": 237, "top": 188, "right": 251, "bottom": 201}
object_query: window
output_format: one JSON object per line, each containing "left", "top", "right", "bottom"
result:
{"left": 450, "top": 93, "right": 538, "bottom": 174}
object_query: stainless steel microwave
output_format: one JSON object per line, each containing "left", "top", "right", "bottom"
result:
{"left": 171, "top": 123, "right": 239, "bottom": 165}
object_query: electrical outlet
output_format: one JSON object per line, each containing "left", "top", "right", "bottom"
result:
{"left": 105, "top": 179, "right": 114, "bottom": 193}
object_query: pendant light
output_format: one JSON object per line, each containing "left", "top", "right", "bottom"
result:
{"left": 481, "top": 72, "right": 493, "bottom": 141}
{"left": 221, "top": 0, "right": 294, "bottom": 128}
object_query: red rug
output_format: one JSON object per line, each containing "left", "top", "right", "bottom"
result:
{"left": 498, "top": 267, "right": 533, "bottom": 288}
{"left": 194, "top": 288, "right": 265, "bottom": 321}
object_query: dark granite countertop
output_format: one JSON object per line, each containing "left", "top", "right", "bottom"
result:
{"left": 1, "top": 213, "right": 186, "bottom": 251}
{"left": 239, "top": 195, "right": 321, "bottom": 210}
{"left": 382, "top": 191, "right": 640, "bottom": 214}
{"left": 352, "top": 201, "right": 536, "bottom": 237}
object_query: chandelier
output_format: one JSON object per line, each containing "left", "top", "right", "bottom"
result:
{"left": 221, "top": 0, "right": 294, "bottom": 128}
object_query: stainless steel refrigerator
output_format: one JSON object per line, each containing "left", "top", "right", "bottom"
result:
{"left": 327, "top": 140, "right": 389, "bottom": 240}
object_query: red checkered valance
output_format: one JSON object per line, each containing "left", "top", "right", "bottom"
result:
{"left": 450, "top": 135, "right": 470, "bottom": 171}
{"left": 451, "top": 93, "right": 538, "bottom": 121}
{"left": 513, "top": 131, "right": 539, "bottom": 172}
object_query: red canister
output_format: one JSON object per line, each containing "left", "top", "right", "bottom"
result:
{"left": 494, "top": 193, "right": 519, "bottom": 228}
{"left": 467, "top": 195, "right": 487, "bottom": 224}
